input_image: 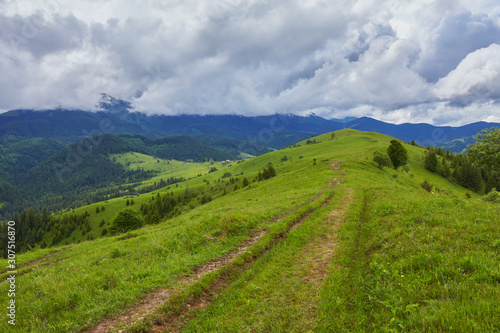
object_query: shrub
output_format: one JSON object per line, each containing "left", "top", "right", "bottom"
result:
{"left": 110, "top": 248, "right": 122, "bottom": 258}
{"left": 421, "top": 180, "right": 433, "bottom": 192}
{"left": 200, "top": 194, "right": 212, "bottom": 204}
{"left": 109, "top": 208, "right": 145, "bottom": 235}
{"left": 373, "top": 151, "right": 392, "bottom": 169}
{"left": 484, "top": 188, "right": 500, "bottom": 203}
{"left": 258, "top": 165, "right": 277, "bottom": 181}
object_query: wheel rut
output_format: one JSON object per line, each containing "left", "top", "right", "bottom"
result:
{"left": 146, "top": 161, "right": 346, "bottom": 333}
{"left": 87, "top": 188, "right": 332, "bottom": 333}
{"left": 88, "top": 161, "right": 346, "bottom": 333}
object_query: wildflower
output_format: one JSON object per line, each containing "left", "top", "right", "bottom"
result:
{"left": 401, "top": 275, "right": 404, "bottom": 278}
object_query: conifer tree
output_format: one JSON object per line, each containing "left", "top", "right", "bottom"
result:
{"left": 242, "top": 177, "right": 249, "bottom": 187}
{"left": 424, "top": 151, "right": 438, "bottom": 172}
{"left": 387, "top": 140, "right": 408, "bottom": 169}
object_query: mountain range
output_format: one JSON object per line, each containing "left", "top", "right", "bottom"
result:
{"left": 1, "top": 95, "right": 498, "bottom": 151}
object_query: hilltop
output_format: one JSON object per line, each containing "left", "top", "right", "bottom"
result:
{"left": 0, "top": 129, "right": 499, "bottom": 332}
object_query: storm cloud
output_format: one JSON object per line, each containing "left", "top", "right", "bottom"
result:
{"left": 0, "top": 0, "right": 499, "bottom": 125}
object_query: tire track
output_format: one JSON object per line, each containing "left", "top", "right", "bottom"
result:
{"left": 151, "top": 192, "right": 337, "bottom": 333}
{"left": 147, "top": 162, "right": 345, "bottom": 333}
{"left": 87, "top": 189, "right": 331, "bottom": 333}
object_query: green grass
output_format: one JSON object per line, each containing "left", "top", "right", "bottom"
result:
{"left": 181, "top": 188, "right": 346, "bottom": 332}
{"left": 0, "top": 139, "right": 335, "bottom": 332}
{"left": 1, "top": 129, "right": 499, "bottom": 332}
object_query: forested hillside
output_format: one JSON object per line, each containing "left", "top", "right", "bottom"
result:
{"left": 0, "top": 133, "right": 243, "bottom": 221}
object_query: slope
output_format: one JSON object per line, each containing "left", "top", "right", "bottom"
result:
{"left": 0, "top": 133, "right": 240, "bottom": 220}
{"left": 0, "top": 130, "right": 498, "bottom": 333}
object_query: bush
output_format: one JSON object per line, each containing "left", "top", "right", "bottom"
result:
{"left": 200, "top": 194, "right": 212, "bottom": 204}
{"left": 373, "top": 151, "right": 392, "bottom": 169}
{"left": 258, "top": 165, "right": 277, "bottom": 181}
{"left": 421, "top": 180, "right": 433, "bottom": 192}
{"left": 484, "top": 188, "right": 500, "bottom": 203}
{"left": 109, "top": 208, "right": 145, "bottom": 235}
{"left": 110, "top": 248, "right": 122, "bottom": 258}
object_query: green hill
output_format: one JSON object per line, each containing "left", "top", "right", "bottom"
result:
{"left": 1, "top": 129, "right": 499, "bottom": 332}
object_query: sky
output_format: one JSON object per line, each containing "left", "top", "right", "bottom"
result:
{"left": 1, "top": 0, "right": 500, "bottom": 125}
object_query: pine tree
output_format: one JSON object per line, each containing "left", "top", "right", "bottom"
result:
{"left": 456, "top": 160, "right": 482, "bottom": 192}
{"left": 440, "top": 158, "right": 451, "bottom": 178}
{"left": 424, "top": 151, "right": 438, "bottom": 172}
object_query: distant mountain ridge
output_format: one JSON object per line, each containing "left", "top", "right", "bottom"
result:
{"left": 1, "top": 104, "right": 499, "bottom": 151}
{"left": 344, "top": 117, "right": 499, "bottom": 149}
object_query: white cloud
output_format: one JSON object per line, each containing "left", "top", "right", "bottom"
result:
{"left": 434, "top": 43, "right": 500, "bottom": 101}
{"left": 0, "top": 0, "right": 499, "bottom": 125}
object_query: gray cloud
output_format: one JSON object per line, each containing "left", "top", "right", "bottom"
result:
{"left": 0, "top": 12, "right": 87, "bottom": 58}
{"left": 0, "top": 0, "right": 499, "bottom": 125}
{"left": 413, "top": 11, "right": 500, "bottom": 82}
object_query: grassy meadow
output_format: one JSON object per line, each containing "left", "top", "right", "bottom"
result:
{"left": 1, "top": 129, "right": 499, "bottom": 332}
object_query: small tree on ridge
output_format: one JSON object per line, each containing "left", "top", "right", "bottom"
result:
{"left": 387, "top": 140, "right": 408, "bottom": 169}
